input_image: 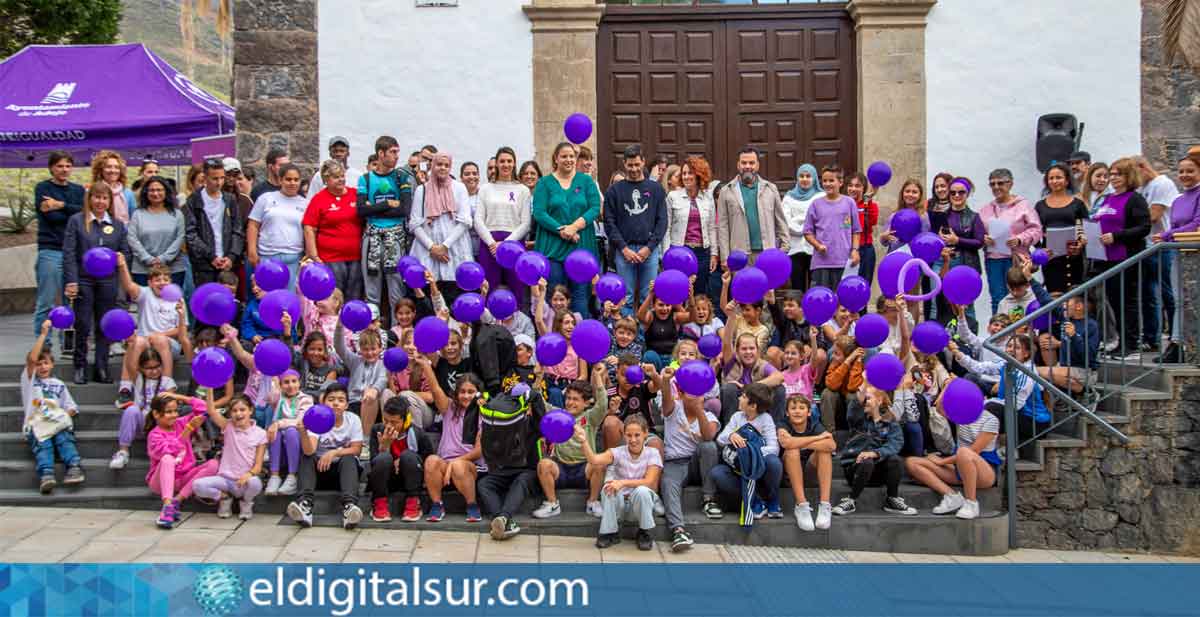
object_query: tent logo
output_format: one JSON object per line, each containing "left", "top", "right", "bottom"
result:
{"left": 40, "top": 83, "right": 77, "bottom": 104}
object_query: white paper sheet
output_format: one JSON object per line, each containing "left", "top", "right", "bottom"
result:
{"left": 843, "top": 260, "right": 859, "bottom": 279}
{"left": 1083, "top": 221, "right": 1107, "bottom": 260}
{"left": 1044, "top": 226, "right": 1075, "bottom": 258}
{"left": 987, "top": 220, "right": 1011, "bottom": 257}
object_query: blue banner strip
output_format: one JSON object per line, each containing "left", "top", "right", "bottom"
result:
{"left": 0, "top": 563, "right": 1196, "bottom": 616}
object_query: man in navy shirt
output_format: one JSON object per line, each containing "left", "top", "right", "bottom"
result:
{"left": 604, "top": 145, "right": 668, "bottom": 315}
{"left": 33, "top": 151, "right": 84, "bottom": 336}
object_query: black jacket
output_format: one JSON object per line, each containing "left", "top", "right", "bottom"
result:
{"left": 184, "top": 188, "right": 245, "bottom": 272}
{"left": 470, "top": 321, "right": 516, "bottom": 396}
{"left": 63, "top": 213, "right": 130, "bottom": 285}
{"left": 468, "top": 389, "right": 546, "bottom": 471}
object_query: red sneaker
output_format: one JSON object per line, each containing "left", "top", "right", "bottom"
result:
{"left": 401, "top": 496, "right": 422, "bottom": 522}
{"left": 371, "top": 497, "right": 392, "bottom": 522}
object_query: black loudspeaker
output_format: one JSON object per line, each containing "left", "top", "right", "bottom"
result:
{"left": 1036, "top": 114, "right": 1083, "bottom": 172}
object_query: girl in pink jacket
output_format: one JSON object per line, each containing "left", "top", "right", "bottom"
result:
{"left": 979, "top": 168, "right": 1042, "bottom": 312}
{"left": 145, "top": 394, "right": 219, "bottom": 529}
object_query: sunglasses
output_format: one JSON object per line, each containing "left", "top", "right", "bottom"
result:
{"left": 988, "top": 180, "right": 1010, "bottom": 187}
{"left": 949, "top": 190, "right": 967, "bottom": 196}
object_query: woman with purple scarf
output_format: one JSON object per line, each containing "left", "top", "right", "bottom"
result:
{"left": 1091, "top": 157, "right": 1150, "bottom": 356}
{"left": 1152, "top": 147, "right": 1200, "bottom": 362}
{"left": 474, "top": 147, "right": 531, "bottom": 304}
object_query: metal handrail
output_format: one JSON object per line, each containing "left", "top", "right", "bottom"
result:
{"left": 985, "top": 240, "right": 1200, "bottom": 548}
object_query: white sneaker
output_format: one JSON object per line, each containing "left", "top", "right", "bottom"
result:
{"left": 108, "top": 450, "right": 129, "bottom": 470}
{"left": 586, "top": 500, "right": 603, "bottom": 518}
{"left": 278, "top": 474, "right": 299, "bottom": 496}
{"left": 264, "top": 475, "right": 282, "bottom": 496}
{"left": 653, "top": 494, "right": 665, "bottom": 517}
{"left": 815, "top": 502, "right": 832, "bottom": 530}
{"left": 238, "top": 500, "right": 254, "bottom": 520}
{"left": 216, "top": 495, "right": 233, "bottom": 519}
{"left": 532, "top": 500, "right": 561, "bottom": 519}
{"left": 933, "top": 491, "right": 965, "bottom": 515}
{"left": 794, "top": 503, "right": 815, "bottom": 532}
{"left": 956, "top": 499, "right": 980, "bottom": 520}
{"left": 359, "top": 445, "right": 371, "bottom": 462}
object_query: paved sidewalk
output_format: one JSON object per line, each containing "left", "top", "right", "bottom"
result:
{"left": 0, "top": 506, "right": 1194, "bottom": 564}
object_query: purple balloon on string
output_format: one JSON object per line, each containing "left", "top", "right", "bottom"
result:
{"left": 487, "top": 289, "right": 518, "bottom": 320}
{"left": 82, "top": 247, "right": 117, "bottom": 278}
{"left": 865, "top": 353, "right": 905, "bottom": 390}
{"left": 496, "top": 241, "right": 526, "bottom": 270}
{"left": 414, "top": 316, "right": 450, "bottom": 354}
{"left": 837, "top": 276, "right": 871, "bottom": 313}
{"left": 912, "top": 321, "right": 950, "bottom": 354}
{"left": 254, "top": 259, "right": 290, "bottom": 292}
{"left": 193, "top": 347, "right": 235, "bottom": 389}
{"left": 564, "top": 249, "right": 599, "bottom": 283}
{"left": 942, "top": 378, "right": 985, "bottom": 425}
{"left": 563, "top": 113, "right": 593, "bottom": 145}
{"left": 698, "top": 333, "right": 723, "bottom": 359}
{"left": 726, "top": 250, "right": 749, "bottom": 272}
{"left": 654, "top": 270, "right": 690, "bottom": 306}
{"left": 456, "top": 262, "right": 486, "bottom": 291}
{"left": 595, "top": 273, "right": 626, "bottom": 305}
{"left": 159, "top": 284, "right": 183, "bottom": 303}
{"left": 259, "top": 290, "right": 300, "bottom": 331}
{"left": 49, "top": 306, "right": 74, "bottom": 329}
{"left": 384, "top": 348, "right": 409, "bottom": 373}
{"left": 854, "top": 313, "right": 889, "bottom": 348}
{"left": 662, "top": 246, "right": 698, "bottom": 276}
{"left": 571, "top": 320, "right": 611, "bottom": 364}
{"left": 756, "top": 248, "right": 792, "bottom": 289}
{"left": 253, "top": 339, "right": 292, "bottom": 377}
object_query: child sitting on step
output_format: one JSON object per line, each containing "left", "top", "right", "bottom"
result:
{"left": 24, "top": 320, "right": 84, "bottom": 494}
{"left": 146, "top": 393, "right": 219, "bottom": 529}
{"left": 420, "top": 364, "right": 487, "bottom": 524}
{"left": 576, "top": 415, "right": 663, "bottom": 551}
{"left": 191, "top": 393, "right": 266, "bottom": 520}
{"left": 367, "top": 394, "right": 426, "bottom": 523}
{"left": 264, "top": 370, "right": 312, "bottom": 496}
{"left": 286, "top": 382, "right": 365, "bottom": 530}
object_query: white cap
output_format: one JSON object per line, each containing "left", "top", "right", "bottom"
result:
{"left": 513, "top": 334, "right": 535, "bottom": 350}
{"left": 221, "top": 157, "right": 241, "bottom": 172}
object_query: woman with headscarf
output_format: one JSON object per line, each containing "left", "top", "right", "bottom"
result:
{"left": 781, "top": 164, "right": 824, "bottom": 291}
{"left": 409, "top": 152, "right": 473, "bottom": 304}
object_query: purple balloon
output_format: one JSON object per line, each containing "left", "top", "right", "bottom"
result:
{"left": 726, "top": 250, "right": 749, "bottom": 272}
{"left": 253, "top": 338, "right": 292, "bottom": 377}
{"left": 299, "top": 263, "right": 336, "bottom": 301}
{"left": 802, "top": 286, "right": 837, "bottom": 325}
{"left": 515, "top": 251, "right": 549, "bottom": 287}
{"left": 384, "top": 347, "right": 409, "bottom": 372}
{"left": 865, "top": 353, "right": 905, "bottom": 390}
{"left": 890, "top": 209, "right": 922, "bottom": 244}
{"left": 496, "top": 241, "right": 525, "bottom": 270}
{"left": 1024, "top": 300, "right": 1051, "bottom": 331}
{"left": 403, "top": 263, "right": 427, "bottom": 289}
{"left": 912, "top": 321, "right": 950, "bottom": 354}
{"left": 414, "top": 316, "right": 450, "bottom": 354}
{"left": 1031, "top": 248, "right": 1050, "bottom": 266}
{"left": 662, "top": 246, "right": 698, "bottom": 276}
{"left": 654, "top": 269, "right": 690, "bottom": 306}
{"left": 698, "top": 333, "right": 723, "bottom": 359}
{"left": 564, "top": 249, "right": 599, "bottom": 283}
{"left": 48, "top": 306, "right": 74, "bottom": 329}
{"left": 730, "top": 266, "right": 769, "bottom": 304}
{"left": 303, "top": 404, "right": 336, "bottom": 434}
{"left": 510, "top": 382, "right": 531, "bottom": 398}
{"left": 854, "top": 313, "right": 889, "bottom": 348}
{"left": 563, "top": 113, "right": 593, "bottom": 145}
{"left": 942, "top": 266, "right": 983, "bottom": 306}
{"left": 878, "top": 250, "right": 921, "bottom": 298}
{"left": 676, "top": 360, "right": 716, "bottom": 397}
{"left": 540, "top": 409, "right": 576, "bottom": 444}
{"left": 572, "top": 319, "right": 611, "bottom": 364}
{"left": 756, "top": 248, "right": 792, "bottom": 289}
{"left": 99, "top": 309, "right": 135, "bottom": 341}
{"left": 259, "top": 290, "right": 300, "bottom": 331}
{"left": 837, "top": 276, "right": 871, "bottom": 313}
{"left": 193, "top": 347, "right": 235, "bottom": 389}
{"left": 911, "top": 232, "right": 945, "bottom": 265}
{"left": 254, "top": 259, "right": 290, "bottom": 292}
{"left": 943, "top": 378, "right": 985, "bottom": 425}
{"left": 487, "top": 289, "right": 518, "bottom": 320}
{"left": 159, "top": 283, "right": 183, "bottom": 303}
{"left": 625, "top": 365, "right": 645, "bottom": 385}
{"left": 536, "top": 332, "right": 569, "bottom": 366}
{"left": 396, "top": 256, "right": 421, "bottom": 275}
{"left": 456, "top": 262, "right": 486, "bottom": 291}
{"left": 82, "top": 247, "right": 117, "bottom": 278}
{"left": 595, "top": 273, "right": 627, "bottom": 305}
{"left": 452, "top": 292, "right": 485, "bottom": 323}
{"left": 340, "top": 300, "right": 373, "bottom": 332}
{"left": 190, "top": 283, "right": 236, "bottom": 326}
{"left": 867, "top": 161, "right": 893, "bottom": 188}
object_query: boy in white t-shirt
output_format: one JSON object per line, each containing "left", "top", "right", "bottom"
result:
{"left": 576, "top": 415, "right": 663, "bottom": 551}
{"left": 656, "top": 364, "right": 720, "bottom": 552}
{"left": 24, "top": 320, "right": 84, "bottom": 494}
{"left": 116, "top": 254, "right": 187, "bottom": 400}
{"left": 286, "top": 382, "right": 365, "bottom": 530}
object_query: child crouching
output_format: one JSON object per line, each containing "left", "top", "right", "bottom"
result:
{"left": 576, "top": 415, "right": 663, "bottom": 551}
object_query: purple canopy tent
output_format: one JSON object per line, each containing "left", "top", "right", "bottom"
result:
{"left": 0, "top": 43, "right": 235, "bottom": 168}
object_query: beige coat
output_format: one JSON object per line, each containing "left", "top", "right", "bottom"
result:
{"left": 715, "top": 176, "right": 790, "bottom": 261}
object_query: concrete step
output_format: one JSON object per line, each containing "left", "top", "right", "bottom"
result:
{"left": 0, "top": 405, "right": 126, "bottom": 433}
{"left": 0, "top": 361, "right": 192, "bottom": 383}
{"left": 0, "top": 457, "right": 150, "bottom": 489}
{"left": 0, "top": 382, "right": 127, "bottom": 407}
{"left": 0, "top": 430, "right": 145, "bottom": 460}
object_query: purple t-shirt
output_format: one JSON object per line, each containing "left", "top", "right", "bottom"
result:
{"left": 802, "top": 195, "right": 861, "bottom": 269}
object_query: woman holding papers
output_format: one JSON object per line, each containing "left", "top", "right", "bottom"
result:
{"left": 979, "top": 168, "right": 1042, "bottom": 313}
{"left": 1091, "top": 158, "right": 1151, "bottom": 356}
{"left": 1035, "top": 163, "right": 1089, "bottom": 293}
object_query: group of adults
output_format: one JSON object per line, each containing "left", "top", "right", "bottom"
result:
{"left": 32, "top": 134, "right": 1200, "bottom": 379}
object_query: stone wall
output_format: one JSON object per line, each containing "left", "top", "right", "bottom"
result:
{"left": 1142, "top": 0, "right": 1200, "bottom": 170}
{"left": 232, "top": 0, "right": 320, "bottom": 177}
{"left": 1016, "top": 374, "right": 1200, "bottom": 555}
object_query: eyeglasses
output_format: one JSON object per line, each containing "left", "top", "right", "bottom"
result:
{"left": 949, "top": 190, "right": 967, "bottom": 196}
{"left": 988, "top": 180, "right": 1010, "bottom": 187}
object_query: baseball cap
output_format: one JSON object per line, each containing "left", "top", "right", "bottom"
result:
{"left": 221, "top": 157, "right": 242, "bottom": 172}
{"left": 1067, "top": 151, "right": 1091, "bottom": 163}
{"left": 366, "top": 302, "right": 381, "bottom": 321}
{"left": 328, "top": 136, "right": 350, "bottom": 149}
{"left": 513, "top": 334, "right": 535, "bottom": 350}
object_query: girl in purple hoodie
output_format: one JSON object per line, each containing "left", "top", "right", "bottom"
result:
{"left": 979, "top": 168, "right": 1042, "bottom": 313}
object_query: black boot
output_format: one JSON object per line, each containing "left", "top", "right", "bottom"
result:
{"left": 1156, "top": 343, "right": 1182, "bottom": 364}
{"left": 93, "top": 365, "right": 112, "bottom": 384}
{"left": 73, "top": 366, "right": 87, "bottom": 385}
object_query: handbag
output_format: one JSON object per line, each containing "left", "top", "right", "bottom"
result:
{"left": 26, "top": 383, "right": 73, "bottom": 442}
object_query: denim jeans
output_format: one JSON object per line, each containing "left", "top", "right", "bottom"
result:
{"left": 985, "top": 257, "right": 1012, "bottom": 314}
{"left": 614, "top": 244, "right": 661, "bottom": 316}
{"left": 858, "top": 244, "right": 877, "bottom": 291}
{"left": 34, "top": 249, "right": 63, "bottom": 336}
{"left": 1141, "top": 254, "right": 1163, "bottom": 346}
{"left": 1165, "top": 249, "right": 1181, "bottom": 343}
{"left": 548, "top": 259, "right": 591, "bottom": 317}
{"left": 27, "top": 430, "right": 81, "bottom": 477}
{"left": 712, "top": 453, "right": 783, "bottom": 509}
{"left": 688, "top": 245, "right": 711, "bottom": 300}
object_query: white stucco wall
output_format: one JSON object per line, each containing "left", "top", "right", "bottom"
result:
{"left": 925, "top": 0, "right": 1142, "bottom": 204}
{"left": 318, "top": 0, "right": 534, "bottom": 173}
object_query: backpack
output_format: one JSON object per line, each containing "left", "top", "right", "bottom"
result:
{"left": 476, "top": 389, "right": 545, "bottom": 470}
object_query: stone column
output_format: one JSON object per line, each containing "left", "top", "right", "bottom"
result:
{"left": 522, "top": 0, "right": 604, "bottom": 166}
{"left": 232, "top": 0, "right": 320, "bottom": 177}
{"left": 847, "top": 0, "right": 936, "bottom": 188}
{"left": 1177, "top": 235, "right": 1200, "bottom": 363}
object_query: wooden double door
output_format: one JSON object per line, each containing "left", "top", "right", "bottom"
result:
{"left": 597, "top": 7, "right": 857, "bottom": 191}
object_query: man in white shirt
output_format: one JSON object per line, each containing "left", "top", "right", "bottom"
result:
{"left": 307, "top": 136, "right": 363, "bottom": 198}
{"left": 1135, "top": 155, "right": 1180, "bottom": 351}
